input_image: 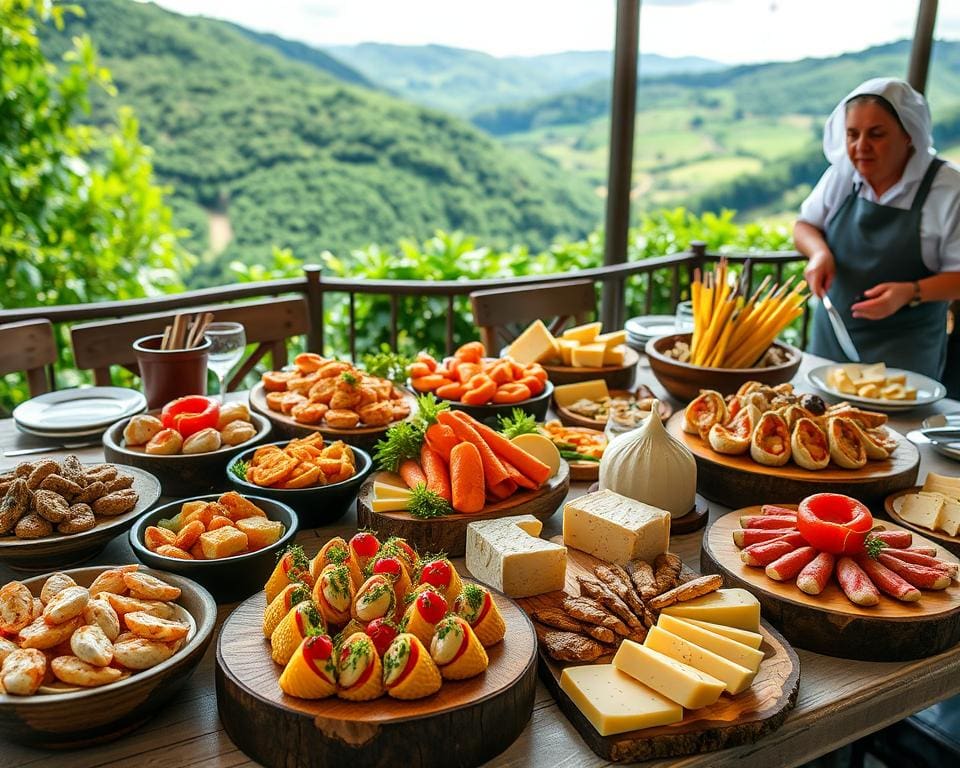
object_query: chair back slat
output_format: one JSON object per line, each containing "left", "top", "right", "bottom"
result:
{"left": 0, "top": 319, "right": 58, "bottom": 396}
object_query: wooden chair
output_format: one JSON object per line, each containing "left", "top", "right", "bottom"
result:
{"left": 70, "top": 296, "right": 310, "bottom": 391}
{"left": 0, "top": 319, "right": 58, "bottom": 396}
{"left": 469, "top": 280, "right": 597, "bottom": 353}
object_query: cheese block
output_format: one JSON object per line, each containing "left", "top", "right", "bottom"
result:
{"left": 602, "top": 345, "right": 626, "bottom": 366}
{"left": 613, "top": 640, "right": 725, "bottom": 709}
{"left": 644, "top": 625, "right": 757, "bottom": 695}
{"left": 563, "top": 489, "right": 670, "bottom": 566}
{"left": 571, "top": 342, "right": 606, "bottom": 368}
{"left": 660, "top": 589, "right": 761, "bottom": 632}
{"left": 557, "top": 339, "right": 579, "bottom": 366}
{"left": 371, "top": 497, "right": 411, "bottom": 512}
{"left": 940, "top": 499, "right": 960, "bottom": 537}
{"left": 553, "top": 379, "right": 610, "bottom": 408}
{"left": 922, "top": 472, "right": 960, "bottom": 500}
{"left": 465, "top": 515, "right": 566, "bottom": 597}
{"left": 506, "top": 319, "right": 558, "bottom": 365}
{"left": 510, "top": 433, "right": 561, "bottom": 478}
{"left": 656, "top": 614, "right": 764, "bottom": 672}
{"left": 898, "top": 492, "right": 944, "bottom": 531}
{"left": 373, "top": 482, "right": 413, "bottom": 499}
{"left": 561, "top": 322, "right": 602, "bottom": 344}
{"left": 680, "top": 618, "right": 763, "bottom": 650}
{"left": 594, "top": 330, "right": 627, "bottom": 349}
{"left": 559, "top": 664, "right": 683, "bottom": 736}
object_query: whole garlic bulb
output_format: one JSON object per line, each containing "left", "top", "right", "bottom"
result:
{"left": 598, "top": 400, "right": 697, "bottom": 517}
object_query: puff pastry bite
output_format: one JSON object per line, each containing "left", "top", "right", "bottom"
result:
{"left": 216, "top": 402, "right": 251, "bottom": 430}
{"left": 454, "top": 583, "right": 506, "bottom": 648}
{"left": 351, "top": 574, "right": 399, "bottom": 626}
{"left": 310, "top": 537, "right": 363, "bottom": 588}
{"left": 827, "top": 417, "right": 867, "bottom": 469}
{"left": 780, "top": 404, "right": 815, "bottom": 431}
{"left": 749, "top": 411, "right": 791, "bottom": 467}
{"left": 312, "top": 563, "right": 354, "bottom": 629}
{"left": 279, "top": 634, "right": 338, "bottom": 699}
{"left": 683, "top": 390, "right": 728, "bottom": 437}
{"left": 846, "top": 420, "right": 892, "bottom": 460}
{"left": 336, "top": 632, "right": 384, "bottom": 701}
{"left": 182, "top": 427, "right": 221, "bottom": 454}
{"left": 271, "top": 600, "right": 325, "bottom": 666}
{"left": 145, "top": 428, "right": 183, "bottom": 456}
{"left": 220, "top": 420, "right": 257, "bottom": 447}
{"left": 708, "top": 404, "right": 760, "bottom": 455}
{"left": 383, "top": 633, "right": 442, "bottom": 699}
{"left": 430, "top": 615, "right": 488, "bottom": 681}
{"left": 790, "top": 417, "right": 830, "bottom": 470}
{"left": 123, "top": 414, "right": 164, "bottom": 447}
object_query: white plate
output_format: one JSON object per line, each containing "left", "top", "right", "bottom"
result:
{"left": 12, "top": 387, "right": 146, "bottom": 432}
{"left": 921, "top": 413, "right": 960, "bottom": 462}
{"left": 14, "top": 421, "right": 110, "bottom": 439}
{"left": 625, "top": 315, "right": 684, "bottom": 344}
{"left": 806, "top": 364, "right": 945, "bottom": 412}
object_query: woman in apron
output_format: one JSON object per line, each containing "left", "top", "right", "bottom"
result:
{"left": 795, "top": 77, "right": 960, "bottom": 381}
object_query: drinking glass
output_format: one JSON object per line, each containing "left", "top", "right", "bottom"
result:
{"left": 204, "top": 322, "right": 246, "bottom": 401}
{"left": 675, "top": 300, "right": 695, "bottom": 332}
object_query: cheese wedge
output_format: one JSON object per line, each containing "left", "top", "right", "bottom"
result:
{"left": 371, "top": 497, "right": 411, "bottom": 512}
{"left": 594, "top": 330, "right": 627, "bottom": 349}
{"left": 563, "top": 489, "right": 670, "bottom": 565}
{"left": 602, "top": 345, "right": 626, "bottom": 366}
{"left": 656, "top": 614, "right": 764, "bottom": 672}
{"left": 940, "top": 499, "right": 960, "bottom": 536}
{"left": 553, "top": 379, "right": 609, "bottom": 408}
{"left": 560, "top": 664, "right": 683, "bottom": 736}
{"left": 644, "top": 626, "right": 757, "bottom": 695}
{"left": 557, "top": 339, "right": 579, "bottom": 366}
{"left": 373, "top": 482, "right": 413, "bottom": 500}
{"left": 613, "top": 640, "right": 725, "bottom": 709}
{"left": 561, "top": 322, "right": 602, "bottom": 344}
{"left": 465, "top": 516, "right": 566, "bottom": 597}
{"left": 679, "top": 618, "right": 763, "bottom": 650}
{"left": 898, "top": 492, "right": 945, "bottom": 531}
{"left": 510, "top": 433, "right": 561, "bottom": 478}
{"left": 659, "top": 589, "right": 761, "bottom": 632}
{"left": 506, "top": 319, "right": 558, "bottom": 365}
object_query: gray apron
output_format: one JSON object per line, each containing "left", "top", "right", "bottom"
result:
{"left": 809, "top": 158, "right": 949, "bottom": 379}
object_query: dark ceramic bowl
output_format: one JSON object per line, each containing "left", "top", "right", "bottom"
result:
{"left": 224, "top": 442, "right": 373, "bottom": 527}
{"left": 0, "top": 565, "right": 215, "bottom": 748}
{"left": 645, "top": 333, "right": 802, "bottom": 403}
{"left": 439, "top": 380, "right": 554, "bottom": 424}
{"left": 129, "top": 494, "right": 298, "bottom": 602}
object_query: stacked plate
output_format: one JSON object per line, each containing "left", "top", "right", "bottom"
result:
{"left": 12, "top": 387, "right": 147, "bottom": 439}
{"left": 625, "top": 315, "right": 685, "bottom": 350}
{"left": 920, "top": 413, "right": 960, "bottom": 463}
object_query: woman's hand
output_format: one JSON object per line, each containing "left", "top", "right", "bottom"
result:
{"left": 803, "top": 249, "right": 836, "bottom": 297}
{"left": 851, "top": 282, "right": 914, "bottom": 320}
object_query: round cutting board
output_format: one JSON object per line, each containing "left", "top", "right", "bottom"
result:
{"left": 356, "top": 461, "right": 570, "bottom": 556}
{"left": 249, "top": 382, "right": 418, "bottom": 451}
{"left": 215, "top": 588, "right": 537, "bottom": 768}
{"left": 884, "top": 487, "right": 960, "bottom": 557}
{"left": 666, "top": 412, "right": 920, "bottom": 507}
{"left": 701, "top": 508, "right": 960, "bottom": 660}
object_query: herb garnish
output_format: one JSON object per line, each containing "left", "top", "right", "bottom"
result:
{"left": 373, "top": 393, "right": 450, "bottom": 472}
{"left": 408, "top": 484, "right": 452, "bottom": 519}
{"left": 498, "top": 408, "right": 539, "bottom": 438}
{"left": 361, "top": 346, "right": 415, "bottom": 384}
{"left": 435, "top": 617, "right": 458, "bottom": 641}
{"left": 326, "top": 565, "right": 352, "bottom": 601}
{"left": 340, "top": 371, "right": 358, "bottom": 386}
{"left": 866, "top": 537, "right": 887, "bottom": 559}
{"left": 383, "top": 639, "right": 408, "bottom": 677}
{"left": 461, "top": 583, "right": 485, "bottom": 614}
{"left": 229, "top": 459, "right": 250, "bottom": 481}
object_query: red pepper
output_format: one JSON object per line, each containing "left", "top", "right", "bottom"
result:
{"left": 160, "top": 395, "right": 220, "bottom": 438}
{"left": 796, "top": 493, "right": 873, "bottom": 555}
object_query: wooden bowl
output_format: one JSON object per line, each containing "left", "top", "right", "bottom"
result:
{"left": 102, "top": 412, "right": 272, "bottom": 497}
{"left": 129, "top": 494, "right": 299, "bottom": 602}
{"left": 540, "top": 346, "right": 639, "bottom": 389}
{"left": 441, "top": 381, "right": 554, "bottom": 425}
{"left": 645, "top": 333, "right": 802, "bottom": 403}
{"left": 225, "top": 442, "right": 374, "bottom": 527}
{"left": 0, "top": 465, "right": 161, "bottom": 571}
{"left": 0, "top": 565, "right": 216, "bottom": 748}
{"left": 554, "top": 384, "right": 673, "bottom": 430}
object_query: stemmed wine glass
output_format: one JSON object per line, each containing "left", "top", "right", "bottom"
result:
{"left": 204, "top": 322, "right": 246, "bottom": 402}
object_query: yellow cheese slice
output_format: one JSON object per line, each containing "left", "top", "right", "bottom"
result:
{"left": 557, "top": 339, "right": 578, "bottom": 366}
{"left": 940, "top": 500, "right": 960, "bottom": 536}
{"left": 659, "top": 589, "right": 761, "bottom": 632}
{"left": 656, "top": 614, "right": 764, "bottom": 672}
{"left": 613, "top": 640, "right": 725, "bottom": 709}
{"left": 679, "top": 618, "right": 763, "bottom": 649}
{"left": 643, "top": 625, "right": 757, "bottom": 694}
{"left": 373, "top": 482, "right": 413, "bottom": 499}
{"left": 371, "top": 497, "right": 411, "bottom": 512}
{"left": 561, "top": 322, "right": 602, "bottom": 344}
{"left": 571, "top": 342, "right": 606, "bottom": 368}
{"left": 553, "top": 379, "right": 609, "bottom": 408}
{"left": 506, "top": 319, "right": 557, "bottom": 365}
{"left": 559, "top": 664, "right": 683, "bottom": 736}
{"left": 922, "top": 472, "right": 960, "bottom": 500}
{"left": 594, "top": 330, "right": 627, "bottom": 349}
{"left": 510, "top": 433, "right": 561, "bottom": 478}
{"left": 602, "top": 344, "right": 626, "bottom": 366}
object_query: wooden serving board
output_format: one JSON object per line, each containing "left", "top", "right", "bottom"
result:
{"left": 556, "top": 384, "right": 674, "bottom": 431}
{"left": 701, "top": 508, "right": 960, "bottom": 661}
{"left": 666, "top": 412, "right": 920, "bottom": 507}
{"left": 884, "top": 487, "right": 960, "bottom": 557}
{"left": 356, "top": 461, "right": 570, "bottom": 556}
{"left": 249, "top": 383, "right": 419, "bottom": 452}
{"left": 215, "top": 586, "right": 537, "bottom": 768}
{"left": 514, "top": 544, "right": 800, "bottom": 763}
{"left": 542, "top": 346, "right": 640, "bottom": 389}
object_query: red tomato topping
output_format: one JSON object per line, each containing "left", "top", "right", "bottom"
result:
{"left": 350, "top": 532, "right": 380, "bottom": 559}
{"left": 416, "top": 589, "right": 448, "bottom": 624}
{"left": 420, "top": 559, "right": 452, "bottom": 590}
{"left": 373, "top": 557, "right": 402, "bottom": 580}
{"left": 797, "top": 493, "right": 873, "bottom": 555}
{"left": 160, "top": 395, "right": 220, "bottom": 438}
{"left": 365, "top": 618, "right": 398, "bottom": 657}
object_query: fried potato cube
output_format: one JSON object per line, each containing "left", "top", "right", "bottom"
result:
{"left": 236, "top": 517, "right": 285, "bottom": 551}
{"left": 179, "top": 500, "right": 207, "bottom": 519}
{"left": 199, "top": 526, "right": 249, "bottom": 559}
{"left": 217, "top": 491, "right": 267, "bottom": 521}
{"left": 174, "top": 520, "right": 205, "bottom": 551}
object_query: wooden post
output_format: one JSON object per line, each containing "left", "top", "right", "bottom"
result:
{"left": 908, "top": 0, "right": 938, "bottom": 94}
{"left": 304, "top": 264, "right": 324, "bottom": 355}
{"left": 688, "top": 241, "right": 707, "bottom": 287}
{"left": 601, "top": 0, "right": 640, "bottom": 333}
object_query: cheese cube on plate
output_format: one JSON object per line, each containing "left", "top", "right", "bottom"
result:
{"left": 563, "top": 489, "right": 669, "bottom": 565}
{"left": 465, "top": 515, "right": 566, "bottom": 597}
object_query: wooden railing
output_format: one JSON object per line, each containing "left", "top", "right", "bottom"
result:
{"left": 1, "top": 243, "right": 809, "bottom": 364}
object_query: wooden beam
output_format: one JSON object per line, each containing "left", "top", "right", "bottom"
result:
{"left": 908, "top": 0, "right": 938, "bottom": 93}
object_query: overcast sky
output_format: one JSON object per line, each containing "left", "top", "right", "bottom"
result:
{"left": 147, "top": 1, "right": 959, "bottom": 64}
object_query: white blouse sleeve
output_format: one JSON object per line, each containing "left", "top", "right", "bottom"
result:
{"left": 798, "top": 166, "right": 843, "bottom": 230}
{"left": 928, "top": 164, "right": 960, "bottom": 272}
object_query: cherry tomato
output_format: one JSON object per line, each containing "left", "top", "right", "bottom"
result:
{"left": 160, "top": 395, "right": 220, "bottom": 438}
{"left": 420, "top": 559, "right": 452, "bottom": 590}
{"left": 364, "top": 618, "right": 398, "bottom": 657}
{"left": 416, "top": 589, "right": 448, "bottom": 624}
{"left": 797, "top": 493, "right": 873, "bottom": 555}
{"left": 301, "top": 634, "right": 333, "bottom": 663}
{"left": 373, "top": 557, "right": 402, "bottom": 581}
{"left": 350, "top": 532, "right": 380, "bottom": 559}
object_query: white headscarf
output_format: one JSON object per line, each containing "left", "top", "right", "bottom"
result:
{"left": 822, "top": 77, "right": 935, "bottom": 188}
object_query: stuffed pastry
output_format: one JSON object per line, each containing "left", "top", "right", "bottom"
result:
{"left": 454, "top": 583, "right": 506, "bottom": 647}
{"left": 312, "top": 563, "right": 354, "bottom": 629}
{"left": 352, "top": 574, "right": 399, "bottom": 626}
{"left": 430, "top": 615, "right": 489, "bottom": 681}
{"left": 749, "top": 411, "right": 791, "bottom": 467}
{"left": 279, "top": 634, "right": 337, "bottom": 699}
{"left": 827, "top": 417, "right": 868, "bottom": 469}
{"left": 271, "top": 600, "right": 325, "bottom": 666}
{"left": 708, "top": 404, "right": 760, "bottom": 455}
{"left": 790, "top": 417, "right": 830, "bottom": 471}
{"left": 383, "top": 633, "right": 442, "bottom": 700}
{"left": 683, "top": 390, "right": 728, "bottom": 437}
{"left": 336, "top": 632, "right": 384, "bottom": 701}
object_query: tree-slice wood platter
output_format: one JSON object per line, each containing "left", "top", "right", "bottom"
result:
{"left": 884, "top": 487, "right": 960, "bottom": 557}
{"left": 356, "top": 461, "right": 570, "bottom": 556}
{"left": 513, "top": 543, "right": 800, "bottom": 763}
{"left": 248, "top": 382, "right": 418, "bottom": 451}
{"left": 215, "top": 586, "right": 537, "bottom": 768}
{"left": 556, "top": 384, "right": 673, "bottom": 431}
{"left": 541, "top": 346, "right": 640, "bottom": 389}
{"left": 666, "top": 412, "right": 920, "bottom": 507}
{"left": 701, "top": 508, "right": 960, "bottom": 661}
{"left": 585, "top": 482, "right": 709, "bottom": 535}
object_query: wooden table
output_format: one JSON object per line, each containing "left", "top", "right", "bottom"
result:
{"left": 3, "top": 354, "right": 959, "bottom": 768}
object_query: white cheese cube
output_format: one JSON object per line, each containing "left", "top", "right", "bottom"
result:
{"left": 465, "top": 516, "right": 566, "bottom": 597}
{"left": 562, "top": 489, "right": 670, "bottom": 565}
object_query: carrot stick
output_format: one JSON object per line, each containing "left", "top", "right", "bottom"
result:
{"left": 499, "top": 457, "right": 538, "bottom": 490}
{"left": 449, "top": 411, "right": 550, "bottom": 486}
{"left": 436, "top": 411, "right": 514, "bottom": 497}
{"left": 449, "top": 442, "right": 485, "bottom": 513}
{"left": 424, "top": 423, "right": 459, "bottom": 462}
{"left": 420, "top": 444, "right": 452, "bottom": 501}
{"left": 398, "top": 459, "right": 427, "bottom": 490}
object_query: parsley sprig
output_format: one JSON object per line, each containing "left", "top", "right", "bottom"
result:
{"left": 373, "top": 393, "right": 450, "bottom": 472}
{"left": 497, "top": 408, "right": 539, "bottom": 439}
{"left": 407, "top": 484, "right": 452, "bottom": 519}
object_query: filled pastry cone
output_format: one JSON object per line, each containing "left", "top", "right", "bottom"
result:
{"left": 749, "top": 411, "right": 791, "bottom": 467}
{"left": 310, "top": 537, "right": 363, "bottom": 589}
{"left": 370, "top": 556, "right": 413, "bottom": 607}
{"left": 352, "top": 575, "right": 399, "bottom": 626}
{"left": 263, "top": 582, "right": 312, "bottom": 639}
{"left": 454, "top": 583, "right": 506, "bottom": 647}
{"left": 825, "top": 405, "right": 888, "bottom": 429}
{"left": 418, "top": 558, "right": 462, "bottom": 604}
{"left": 336, "top": 632, "right": 385, "bottom": 701}
{"left": 265, "top": 545, "right": 313, "bottom": 605}
{"left": 271, "top": 600, "right": 325, "bottom": 666}
{"left": 383, "top": 633, "right": 442, "bottom": 700}
{"left": 708, "top": 404, "right": 760, "bottom": 455}
{"left": 430, "top": 616, "right": 488, "bottom": 681}
{"left": 827, "top": 417, "right": 868, "bottom": 469}
{"left": 683, "top": 390, "right": 728, "bottom": 437}
{"left": 864, "top": 425, "right": 898, "bottom": 454}
{"left": 400, "top": 588, "right": 448, "bottom": 647}
{"left": 279, "top": 634, "right": 337, "bottom": 699}
{"left": 348, "top": 531, "right": 382, "bottom": 575}
{"left": 790, "top": 417, "right": 830, "bottom": 471}
{"left": 846, "top": 420, "right": 892, "bottom": 460}
{"left": 312, "top": 563, "right": 355, "bottom": 629}
{"left": 780, "top": 404, "right": 816, "bottom": 431}
{"left": 378, "top": 536, "right": 420, "bottom": 577}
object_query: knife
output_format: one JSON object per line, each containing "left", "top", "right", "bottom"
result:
{"left": 4, "top": 441, "right": 100, "bottom": 458}
{"left": 821, "top": 295, "right": 861, "bottom": 363}
{"left": 920, "top": 427, "right": 960, "bottom": 442}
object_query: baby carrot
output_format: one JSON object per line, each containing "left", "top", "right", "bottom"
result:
{"left": 449, "top": 411, "right": 550, "bottom": 486}
{"left": 398, "top": 459, "right": 428, "bottom": 490}
{"left": 420, "top": 444, "right": 452, "bottom": 502}
{"left": 449, "top": 442, "right": 485, "bottom": 513}
{"left": 436, "top": 411, "right": 515, "bottom": 497}
{"left": 424, "top": 423, "right": 459, "bottom": 462}
{"left": 498, "top": 457, "right": 538, "bottom": 490}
